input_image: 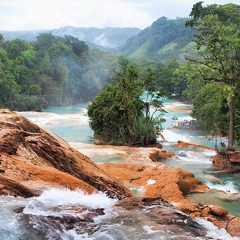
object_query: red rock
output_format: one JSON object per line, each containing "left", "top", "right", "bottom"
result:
{"left": 209, "top": 205, "right": 228, "bottom": 217}
{"left": 213, "top": 151, "right": 240, "bottom": 169}
{"left": 0, "top": 109, "right": 133, "bottom": 199}
{"left": 1, "top": 109, "right": 239, "bottom": 238}
{"left": 174, "top": 140, "right": 216, "bottom": 151}
{"left": 100, "top": 162, "right": 240, "bottom": 238}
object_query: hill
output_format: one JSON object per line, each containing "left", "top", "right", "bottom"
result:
{"left": 1, "top": 26, "right": 141, "bottom": 51}
{"left": 1, "top": 18, "right": 197, "bottom": 63}
{"left": 120, "top": 17, "right": 196, "bottom": 64}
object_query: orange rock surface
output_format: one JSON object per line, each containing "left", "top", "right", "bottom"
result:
{"left": 213, "top": 151, "right": 240, "bottom": 169}
{"left": 0, "top": 109, "right": 133, "bottom": 199}
{"left": 174, "top": 140, "right": 216, "bottom": 150}
{"left": 100, "top": 162, "right": 240, "bottom": 238}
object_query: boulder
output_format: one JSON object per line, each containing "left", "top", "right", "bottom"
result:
{"left": 174, "top": 140, "right": 216, "bottom": 151}
{"left": 213, "top": 151, "right": 240, "bottom": 169}
{"left": 0, "top": 109, "right": 133, "bottom": 199}
{"left": 149, "top": 149, "right": 175, "bottom": 161}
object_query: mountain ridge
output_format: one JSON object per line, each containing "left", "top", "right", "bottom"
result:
{"left": 1, "top": 17, "right": 196, "bottom": 63}
{"left": 1, "top": 26, "right": 141, "bottom": 50}
{"left": 120, "top": 16, "right": 195, "bottom": 64}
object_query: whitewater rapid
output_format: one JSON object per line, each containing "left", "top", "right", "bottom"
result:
{"left": 1, "top": 188, "right": 237, "bottom": 240}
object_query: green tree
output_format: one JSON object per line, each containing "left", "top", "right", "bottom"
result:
{"left": 141, "top": 66, "right": 167, "bottom": 125}
{"left": 88, "top": 57, "right": 159, "bottom": 145}
{"left": 173, "top": 63, "right": 205, "bottom": 102}
{"left": 0, "top": 33, "right": 121, "bottom": 111}
{"left": 191, "top": 83, "right": 229, "bottom": 138}
{"left": 0, "top": 49, "right": 20, "bottom": 108}
{"left": 186, "top": 2, "right": 240, "bottom": 150}
{"left": 63, "top": 35, "right": 89, "bottom": 60}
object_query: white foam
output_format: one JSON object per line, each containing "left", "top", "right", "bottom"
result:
{"left": 142, "top": 225, "right": 159, "bottom": 234}
{"left": 158, "top": 129, "right": 189, "bottom": 142}
{"left": 147, "top": 179, "right": 156, "bottom": 185}
{"left": 19, "top": 112, "right": 89, "bottom": 127}
{"left": 206, "top": 181, "right": 239, "bottom": 194}
{"left": 177, "top": 150, "right": 213, "bottom": 164}
{"left": 195, "top": 218, "right": 239, "bottom": 240}
{"left": 23, "top": 188, "right": 117, "bottom": 217}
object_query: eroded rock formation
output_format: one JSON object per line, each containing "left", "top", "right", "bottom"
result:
{"left": 0, "top": 109, "right": 133, "bottom": 199}
{"left": 213, "top": 151, "right": 240, "bottom": 170}
{"left": 100, "top": 162, "right": 240, "bottom": 238}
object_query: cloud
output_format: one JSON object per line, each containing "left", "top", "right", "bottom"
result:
{"left": 0, "top": 0, "right": 154, "bottom": 30}
{"left": 0, "top": 0, "right": 239, "bottom": 31}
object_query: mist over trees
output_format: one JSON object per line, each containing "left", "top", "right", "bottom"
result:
{"left": 0, "top": 33, "right": 117, "bottom": 111}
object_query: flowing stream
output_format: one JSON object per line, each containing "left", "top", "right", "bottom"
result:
{"left": 1, "top": 99, "right": 239, "bottom": 239}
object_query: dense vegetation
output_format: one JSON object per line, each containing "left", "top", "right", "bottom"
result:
{"left": 120, "top": 17, "right": 195, "bottom": 64}
{"left": 88, "top": 2, "right": 240, "bottom": 148}
{"left": 186, "top": 2, "right": 240, "bottom": 150}
{"left": 0, "top": 33, "right": 117, "bottom": 111}
{"left": 88, "top": 56, "right": 166, "bottom": 145}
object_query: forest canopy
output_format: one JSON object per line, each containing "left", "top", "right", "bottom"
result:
{"left": 0, "top": 33, "right": 117, "bottom": 111}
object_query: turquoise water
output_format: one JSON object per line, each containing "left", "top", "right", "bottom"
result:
{"left": 44, "top": 103, "right": 89, "bottom": 114}
{"left": 47, "top": 124, "right": 93, "bottom": 143}
{"left": 21, "top": 103, "right": 94, "bottom": 144}
{"left": 44, "top": 103, "right": 93, "bottom": 143}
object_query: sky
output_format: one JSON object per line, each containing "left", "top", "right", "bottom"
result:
{"left": 0, "top": 0, "right": 239, "bottom": 31}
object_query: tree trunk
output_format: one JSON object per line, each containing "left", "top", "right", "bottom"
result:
{"left": 227, "top": 92, "right": 235, "bottom": 151}
{"left": 227, "top": 66, "right": 237, "bottom": 151}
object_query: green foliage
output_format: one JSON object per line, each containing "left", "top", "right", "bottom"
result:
{"left": 121, "top": 17, "right": 194, "bottom": 64}
{"left": 173, "top": 63, "right": 205, "bottom": 101}
{"left": 13, "top": 95, "right": 47, "bottom": 111}
{"left": 191, "top": 83, "right": 228, "bottom": 135}
{"left": 88, "top": 57, "right": 163, "bottom": 146}
{"left": 131, "top": 116, "right": 157, "bottom": 145}
{"left": 0, "top": 33, "right": 117, "bottom": 111}
{"left": 186, "top": 2, "right": 240, "bottom": 149}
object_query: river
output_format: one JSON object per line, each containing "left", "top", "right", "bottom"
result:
{"left": 1, "top": 99, "right": 239, "bottom": 239}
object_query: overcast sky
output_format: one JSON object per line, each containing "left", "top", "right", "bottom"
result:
{"left": 0, "top": 0, "right": 239, "bottom": 31}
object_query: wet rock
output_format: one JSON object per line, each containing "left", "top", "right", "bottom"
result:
{"left": 1, "top": 109, "right": 239, "bottom": 238}
{"left": 149, "top": 149, "right": 175, "bottom": 161}
{"left": 100, "top": 162, "right": 240, "bottom": 238}
{"left": 23, "top": 205, "right": 105, "bottom": 238}
{"left": 174, "top": 140, "right": 216, "bottom": 151}
{"left": 0, "top": 109, "right": 133, "bottom": 199}
{"left": 213, "top": 151, "right": 240, "bottom": 169}
{"left": 209, "top": 205, "right": 228, "bottom": 217}
{"left": 116, "top": 197, "right": 210, "bottom": 238}
{"left": 0, "top": 175, "right": 34, "bottom": 197}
